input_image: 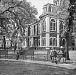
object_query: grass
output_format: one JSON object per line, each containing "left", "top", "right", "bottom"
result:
{"left": 0, "top": 60, "right": 76, "bottom": 75}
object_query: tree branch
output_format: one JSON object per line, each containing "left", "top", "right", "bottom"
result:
{"left": 0, "top": 1, "right": 22, "bottom": 15}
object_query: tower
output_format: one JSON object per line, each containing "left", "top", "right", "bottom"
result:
{"left": 53, "top": 0, "right": 61, "bottom": 6}
{"left": 39, "top": 3, "right": 60, "bottom": 48}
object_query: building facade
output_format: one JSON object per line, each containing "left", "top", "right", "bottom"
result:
{"left": 23, "top": 0, "right": 70, "bottom": 49}
{"left": 0, "top": 0, "right": 74, "bottom": 50}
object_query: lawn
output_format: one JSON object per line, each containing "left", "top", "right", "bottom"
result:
{"left": 0, "top": 60, "right": 76, "bottom": 75}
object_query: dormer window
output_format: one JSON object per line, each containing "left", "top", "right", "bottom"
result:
{"left": 48, "top": 6, "right": 51, "bottom": 12}
{"left": 54, "top": 0, "right": 60, "bottom": 6}
{"left": 44, "top": 7, "right": 47, "bottom": 12}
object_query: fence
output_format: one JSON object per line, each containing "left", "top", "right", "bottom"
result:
{"left": 0, "top": 49, "right": 8, "bottom": 58}
{"left": 0, "top": 46, "right": 64, "bottom": 62}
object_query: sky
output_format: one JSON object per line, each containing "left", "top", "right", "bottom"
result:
{"left": 27, "top": 0, "right": 53, "bottom": 18}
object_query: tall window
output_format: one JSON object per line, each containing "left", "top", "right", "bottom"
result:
{"left": 38, "top": 39, "right": 40, "bottom": 46}
{"left": 42, "top": 19, "right": 46, "bottom": 32}
{"left": 32, "top": 25, "right": 34, "bottom": 35}
{"left": 44, "top": 7, "right": 47, "bottom": 12}
{"left": 54, "top": 0, "right": 60, "bottom": 6}
{"left": 35, "top": 25, "right": 37, "bottom": 35}
{"left": 25, "top": 28, "right": 27, "bottom": 36}
{"left": 42, "top": 37, "right": 46, "bottom": 46}
{"left": 48, "top": 6, "right": 51, "bottom": 12}
{"left": 30, "top": 26, "right": 32, "bottom": 35}
{"left": 38, "top": 24, "right": 40, "bottom": 34}
{"left": 23, "top": 41, "right": 25, "bottom": 46}
{"left": 60, "top": 20, "right": 66, "bottom": 34}
{"left": 34, "top": 25, "right": 37, "bottom": 35}
{"left": 29, "top": 40, "right": 31, "bottom": 47}
{"left": 49, "top": 37, "right": 57, "bottom": 46}
{"left": 50, "top": 19, "right": 56, "bottom": 31}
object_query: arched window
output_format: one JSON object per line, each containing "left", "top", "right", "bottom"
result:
{"left": 49, "top": 37, "right": 57, "bottom": 46}
{"left": 50, "top": 19, "right": 56, "bottom": 31}
{"left": 29, "top": 40, "right": 31, "bottom": 47}
{"left": 42, "top": 19, "right": 46, "bottom": 32}
{"left": 38, "top": 39, "right": 40, "bottom": 46}
{"left": 48, "top": 6, "right": 51, "bottom": 12}
{"left": 49, "top": 38, "right": 52, "bottom": 45}
{"left": 41, "top": 37, "right": 46, "bottom": 46}
{"left": 54, "top": 0, "right": 60, "bottom": 6}
{"left": 44, "top": 7, "right": 47, "bottom": 12}
{"left": 62, "top": 39, "right": 66, "bottom": 46}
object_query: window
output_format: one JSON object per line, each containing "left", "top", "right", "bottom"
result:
{"left": 25, "top": 29, "right": 27, "bottom": 36}
{"left": 35, "top": 25, "right": 37, "bottom": 35}
{"left": 30, "top": 26, "right": 32, "bottom": 35}
{"left": 48, "top": 6, "right": 51, "bottom": 12}
{"left": 42, "top": 37, "right": 46, "bottom": 46}
{"left": 42, "top": 33, "right": 46, "bottom": 37}
{"left": 34, "top": 25, "right": 37, "bottom": 35}
{"left": 38, "top": 39, "right": 40, "bottom": 46}
{"left": 49, "top": 37, "right": 57, "bottom": 46}
{"left": 50, "top": 19, "right": 56, "bottom": 31}
{"left": 28, "top": 26, "right": 30, "bottom": 36}
{"left": 57, "top": 1, "right": 59, "bottom": 6}
{"left": 54, "top": 2, "right": 57, "bottom": 5}
{"left": 54, "top": 0, "right": 60, "bottom": 6}
{"left": 72, "top": 43, "right": 75, "bottom": 46}
{"left": 23, "top": 42, "right": 25, "bottom": 46}
{"left": 62, "top": 39, "right": 65, "bottom": 46}
{"left": 49, "top": 38, "right": 52, "bottom": 45}
{"left": 60, "top": 20, "right": 66, "bottom": 33}
{"left": 29, "top": 40, "right": 31, "bottom": 47}
{"left": 44, "top": 7, "right": 47, "bottom": 12}
{"left": 42, "top": 19, "right": 46, "bottom": 32}
{"left": 31, "top": 26, "right": 33, "bottom": 35}
{"left": 38, "top": 24, "right": 40, "bottom": 34}
{"left": 7, "top": 41, "right": 8, "bottom": 45}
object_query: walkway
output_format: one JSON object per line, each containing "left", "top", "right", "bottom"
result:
{"left": 0, "top": 58, "right": 76, "bottom": 69}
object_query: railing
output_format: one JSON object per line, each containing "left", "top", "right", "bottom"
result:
{"left": 0, "top": 48, "right": 8, "bottom": 58}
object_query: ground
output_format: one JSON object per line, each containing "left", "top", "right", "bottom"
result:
{"left": 0, "top": 60, "right": 76, "bottom": 75}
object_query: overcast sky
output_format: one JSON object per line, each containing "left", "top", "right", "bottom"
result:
{"left": 27, "top": 0, "right": 53, "bottom": 18}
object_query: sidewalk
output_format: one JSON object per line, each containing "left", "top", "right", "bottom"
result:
{"left": 0, "top": 58, "right": 76, "bottom": 69}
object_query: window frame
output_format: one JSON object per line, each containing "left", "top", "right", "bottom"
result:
{"left": 50, "top": 19, "right": 56, "bottom": 31}
{"left": 38, "top": 39, "right": 40, "bottom": 46}
{"left": 38, "top": 24, "right": 40, "bottom": 34}
{"left": 49, "top": 37, "right": 57, "bottom": 46}
{"left": 41, "top": 37, "right": 46, "bottom": 46}
{"left": 30, "top": 26, "right": 32, "bottom": 36}
{"left": 48, "top": 5, "right": 51, "bottom": 12}
{"left": 42, "top": 19, "right": 46, "bottom": 32}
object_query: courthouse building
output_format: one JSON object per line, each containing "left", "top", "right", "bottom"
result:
{"left": 22, "top": 0, "right": 70, "bottom": 49}
{"left": 1, "top": 0, "right": 75, "bottom": 50}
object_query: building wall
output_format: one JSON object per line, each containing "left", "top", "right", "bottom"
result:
{"left": 39, "top": 3, "right": 61, "bottom": 48}
{"left": 23, "top": 0, "right": 70, "bottom": 49}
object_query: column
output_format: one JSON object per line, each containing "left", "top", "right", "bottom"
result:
{"left": 46, "top": 16, "right": 50, "bottom": 48}
{"left": 57, "top": 19, "right": 60, "bottom": 47}
{"left": 46, "top": 16, "right": 50, "bottom": 60}
{"left": 40, "top": 21, "right": 42, "bottom": 47}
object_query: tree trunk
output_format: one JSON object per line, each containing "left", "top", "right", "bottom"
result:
{"left": 65, "top": 40, "right": 70, "bottom": 60}
{"left": 3, "top": 36, "right": 6, "bottom": 50}
{"left": 65, "top": 32, "right": 70, "bottom": 60}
